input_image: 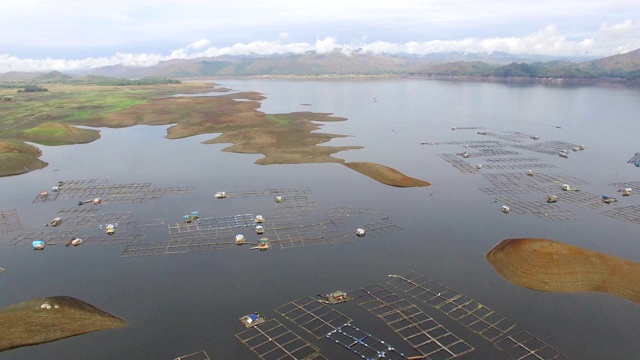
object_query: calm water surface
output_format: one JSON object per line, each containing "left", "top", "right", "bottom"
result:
{"left": 1, "top": 79, "right": 639, "bottom": 360}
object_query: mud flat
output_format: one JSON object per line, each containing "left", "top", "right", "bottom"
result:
{"left": 343, "top": 162, "right": 431, "bottom": 187}
{"left": 486, "top": 238, "right": 640, "bottom": 305}
{"left": 0, "top": 296, "right": 126, "bottom": 351}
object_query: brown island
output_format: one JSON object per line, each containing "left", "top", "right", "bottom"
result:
{"left": 0, "top": 296, "right": 126, "bottom": 351}
{"left": 486, "top": 238, "right": 640, "bottom": 305}
{"left": 0, "top": 83, "right": 429, "bottom": 187}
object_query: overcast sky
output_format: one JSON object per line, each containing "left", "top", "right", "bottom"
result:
{"left": 1, "top": 0, "right": 639, "bottom": 72}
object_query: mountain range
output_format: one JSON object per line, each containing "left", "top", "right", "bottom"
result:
{"left": 1, "top": 48, "right": 639, "bottom": 83}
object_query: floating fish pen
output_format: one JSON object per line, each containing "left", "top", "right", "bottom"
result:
{"left": 168, "top": 214, "right": 255, "bottom": 235}
{"left": 121, "top": 237, "right": 236, "bottom": 257}
{"left": 32, "top": 191, "right": 59, "bottom": 203}
{"left": 493, "top": 195, "right": 581, "bottom": 221}
{"left": 276, "top": 296, "right": 352, "bottom": 338}
{"left": 609, "top": 181, "right": 640, "bottom": 190}
{"left": 349, "top": 285, "right": 474, "bottom": 359}
{"left": 450, "top": 126, "right": 485, "bottom": 130}
{"left": 464, "top": 148, "right": 521, "bottom": 157}
{"left": 358, "top": 219, "right": 402, "bottom": 237}
{"left": 437, "top": 140, "right": 503, "bottom": 146}
{"left": 482, "top": 163, "right": 556, "bottom": 170}
{"left": 0, "top": 208, "right": 23, "bottom": 234}
{"left": 173, "top": 350, "right": 210, "bottom": 360}
{"left": 57, "top": 206, "right": 99, "bottom": 215}
{"left": 325, "top": 207, "right": 386, "bottom": 220}
{"left": 79, "top": 233, "right": 146, "bottom": 246}
{"left": 512, "top": 141, "right": 582, "bottom": 156}
{"left": 275, "top": 200, "right": 318, "bottom": 212}
{"left": 555, "top": 190, "right": 610, "bottom": 210}
{"left": 7, "top": 230, "right": 78, "bottom": 246}
{"left": 61, "top": 212, "right": 133, "bottom": 227}
{"left": 483, "top": 131, "right": 537, "bottom": 143}
{"left": 265, "top": 228, "right": 354, "bottom": 250}
{"left": 326, "top": 324, "right": 406, "bottom": 360}
{"left": 226, "top": 187, "right": 312, "bottom": 199}
{"left": 34, "top": 181, "right": 192, "bottom": 203}
{"left": 236, "top": 318, "right": 324, "bottom": 360}
{"left": 494, "top": 331, "right": 569, "bottom": 360}
{"left": 437, "top": 154, "right": 479, "bottom": 174}
{"left": 601, "top": 205, "right": 640, "bottom": 225}
{"left": 388, "top": 273, "right": 516, "bottom": 343}
{"left": 121, "top": 219, "right": 165, "bottom": 232}
{"left": 484, "top": 157, "right": 543, "bottom": 163}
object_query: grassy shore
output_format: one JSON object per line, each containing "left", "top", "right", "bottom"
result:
{"left": 0, "top": 82, "right": 430, "bottom": 187}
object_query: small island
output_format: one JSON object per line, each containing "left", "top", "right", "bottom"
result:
{"left": 486, "top": 238, "right": 640, "bottom": 305}
{"left": 0, "top": 296, "right": 126, "bottom": 351}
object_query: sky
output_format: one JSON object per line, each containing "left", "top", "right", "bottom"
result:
{"left": 1, "top": 0, "right": 639, "bottom": 73}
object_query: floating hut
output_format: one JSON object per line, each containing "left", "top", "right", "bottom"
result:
{"left": 183, "top": 215, "right": 194, "bottom": 223}
{"left": 526, "top": 170, "right": 536, "bottom": 176}
{"left": 547, "top": 195, "right": 558, "bottom": 203}
{"left": 622, "top": 188, "right": 633, "bottom": 196}
{"left": 355, "top": 228, "right": 366, "bottom": 237}
{"left": 572, "top": 147, "right": 580, "bottom": 152}
{"left": 559, "top": 152, "right": 569, "bottom": 158}
{"left": 602, "top": 195, "right": 618, "bottom": 203}
{"left": 531, "top": 136, "right": 540, "bottom": 140}
{"left": 32, "top": 240, "right": 45, "bottom": 250}
{"left": 215, "top": 191, "right": 228, "bottom": 199}
{"left": 451, "top": 127, "right": 456, "bottom": 130}
{"left": 461, "top": 152, "right": 470, "bottom": 158}
{"left": 561, "top": 184, "right": 572, "bottom": 191}
{"left": 45, "top": 217, "right": 62, "bottom": 227}
{"left": 254, "top": 215, "right": 264, "bottom": 223}
{"left": 65, "top": 238, "right": 83, "bottom": 247}
{"left": 477, "top": 131, "right": 488, "bottom": 135}
{"left": 255, "top": 225, "right": 264, "bottom": 234}
{"left": 250, "top": 238, "right": 270, "bottom": 251}
{"left": 318, "top": 291, "right": 348, "bottom": 304}
{"left": 235, "top": 234, "right": 246, "bottom": 245}
{"left": 104, "top": 224, "right": 116, "bottom": 235}
{"left": 275, "top": 196, "right": 284, "bottom": 203}
{"left": 39, "top": 191, "right": 48, "bottom": 198}
{"left": 52, "top": 186, "right": 59, "bottom": 192}
{"left": 476, "top": 164, "right": 483, "bottom": 169}
{"left": 635, "top": 161, "right": 640, "bottom": 167}
{"left": 239, "top": 313, "right": 266, "bottom": 328}
{"left": 93, "top": 197, "right": 102, "bottom": 205}
{"left": 578, "top": 145, "right": 585, "bottom": 150}
{"left": 501, "top": 205, "right": 510, "bottom": 213}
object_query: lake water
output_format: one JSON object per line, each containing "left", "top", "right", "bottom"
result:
{"left": 1, "top": 79, "right": 639, "bottom": 360}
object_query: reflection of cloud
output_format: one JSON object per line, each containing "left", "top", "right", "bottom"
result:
{"left": 0, "top": 25, "right": 638, "bottom": 73}
{"left": 600, "top": 19, "right": 640, "bottom": 38}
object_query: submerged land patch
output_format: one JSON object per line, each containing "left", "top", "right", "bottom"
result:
{"left": 486, "top": 238, "right": 640, "bottom": 305}
{"left": 0, "top": 83, "right": 429, "bottom": 187}
{"left": 0, "top": 296, "right": 126, "bottom": 351}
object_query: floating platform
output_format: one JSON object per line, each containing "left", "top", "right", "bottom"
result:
{"left": 350, "top": 285, "right": 474, "bottom": 359}
{"left": 0, "top": 208, "right": 23, "bottom": 234}
{"left": 554, "top": 190, "right": 610, "bottom": 210}
{"left": 236, "top": 318, "right": 324, "bottom": 360}
{"left": 122, "top": 235, "right": 236, "bottom": 257}
{"left": 80, "top": 233, "right": 146, "bottom": 246}
{"left": 275, "top": 200, "right": 318, "bottom": 212}
{"left": 484, "top": 157, "right": 543, "bottom": 163}
{"left": 57, "top": 206, "right": 99, "bottom": 215}
{"left": 173, "top": 350, "right": 210, "bottom": 360}
{"left": 464, "top": 148, "right": 521, "bottom": 157}
{"left": 609, "top": 181, "right": 640, "bottom": 190}
{"left": 359, "top": 219, "right": 403, "bottom": 236}
{"left": 437, "top": 154, "right": 479, "bottom": 174}
{"left": 483, "top": 131, "right": 537, "bottom": 143}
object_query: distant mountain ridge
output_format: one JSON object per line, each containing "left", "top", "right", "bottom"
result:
{"left": 2, "top": 48, "right": 639, "bottom": 82}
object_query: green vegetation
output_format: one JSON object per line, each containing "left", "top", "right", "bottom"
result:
{"left": 18, "top": 85, "right": 48, "bottom": 93}
{"left": 266, "top": 115, "right": 292, "bottom": 126}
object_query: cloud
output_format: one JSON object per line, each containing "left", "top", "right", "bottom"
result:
{"left": 600, "top": 19, "right": 640, "bottom": 38}
{"left": 0, "top": 25, "right": 638, "bottom": 73}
